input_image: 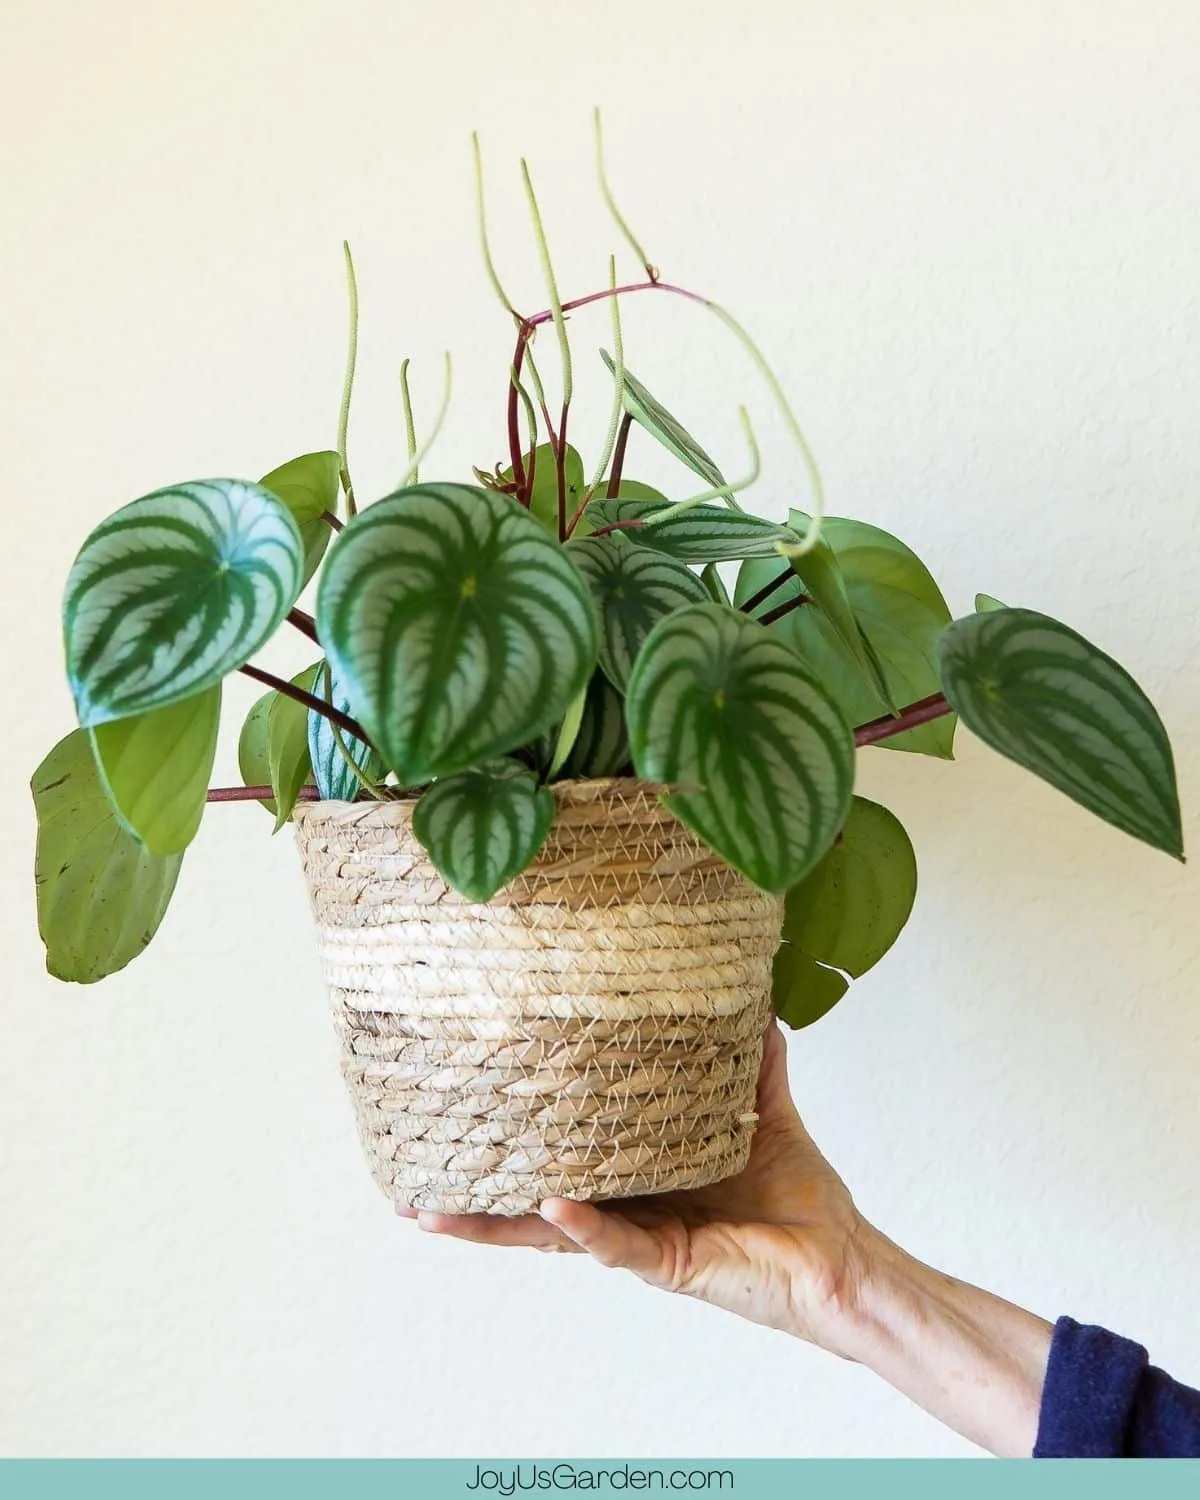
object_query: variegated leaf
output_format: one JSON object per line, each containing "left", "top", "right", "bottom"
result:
{"left": 64, "top": 479, "right": 303, "bottom": 727}
{"left": 558, "top": 671, "right": 631, "bottom": 780}
{"left": 316, "top": 484, "right": 597, "bottom": 787}
{"left": 413, "top": 758, "right": 555, "bottom": 902}
{"left": 583, "top": 498, "right": 796, "bottom": 562}
{"left": 600, "top": 351, "right": 731, "bottom": 499}
{"left": 626, "top": 603, "right": 854, "bottom": 892}
{"left": 938, "top": 608, "right": 1183, "bottom": 858}
{"left": 308, "top": 661, "right": 387, "bottom": 802}
{"left": 566, "top": 534, "right": 709, "bottom": 690}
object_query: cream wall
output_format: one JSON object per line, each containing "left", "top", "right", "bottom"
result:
{"left": 2, "top": 0, "right": 1198, "bottom": 1459}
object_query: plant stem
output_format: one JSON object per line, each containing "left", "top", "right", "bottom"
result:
{"left": 321, "top": 509, "right": 343, "bottom": 532}
{"left": 854, "top": 692, "right": 952, "bottom": 748}
{"left": 589, "top": 518, "right": 647, "bottom": 539}
{"left": 337, "top": 241, "right": 360, "bottom": 518}
{"left": 287, "top": 607, "right": 320, "bottom": 645}
{"left": 740, "top": 567, "right": 793, "bottom": 614}
{"left": 758, "top": 593, "right": 809, "bottom": 627}
{"left": 605, "top": 413, "right": 633, "bottom": 499}
{"left": 206, "top": 784, "right": 322, "bottom": 804}
{"left": 237, "top": 663, "right": 367, "bottom": 742}
{"left": 556, "top": 403, "right": 569, "bottom": 539}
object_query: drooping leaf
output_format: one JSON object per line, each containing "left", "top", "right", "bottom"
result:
{"left": 626, "top": 603, "right": 854, "bottom": 892}
{"left": 700, "top": 562, "right": 732, "bottom": 606}
{"left": 259, "top": 451, "right": 340, "bottom": 588}
{"left": 737, "top": 515, "right": 955, "bottom": 757}
{"left": 64, "top": 479, "right": 304, "bottom": 727}
{"left": 89, "top": 685, "right": 221, "bottom": 855}
{"left": 938, "top": 608, "right": 1184, "bottom": 858}
{"left": 413, "top": 758, "right": 555, "bottom": 902}
{"left": 238, "top": 690, "right": 278, "bottom": 815}
{"left": 975, "top": 592, "right": 1008, "bottom": 612}
{"left": 584, "top": 498, "right": 797, "bottom": 562}
{"left": 316, "top": 483, "right": 598, "bottom": 787}
{"left": 547, "top": 681, "right": 589, "bottom": 779}
{"left": 499, "top": 443, "right": 585, "bottom": 538}
{"left": 558, "top": 670, "right": 631, "bottom": 779}
{"left": 267, "top": 662, "right": 321, "bottom": 831}
{"left": 600, "top": 351, "right": 731, "bottom": 500}
{"left": 32, "top": 729, "right": 184, "bottom": 983}
{"left": 307, "top": 660, "right": 387, "bottom": 802}
{"left": 780, "top": 534, "right": 895, "bottom": 713}
{"left": 566, "top": 533, "right": 709, "bottom": 691}
{"left": 772, "top": 796, "right": 918, "bottom": 1028}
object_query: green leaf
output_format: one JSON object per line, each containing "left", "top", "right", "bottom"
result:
{"left": 781, "top": 534, "right": 895, "bottom": 714}
{"left": 32, "top": 729, "right": 184, "bottom": 983}
{"left": 737, "top": 516, "right": 956, "bottom": 758}
{"left": 547, "top": 681, "right": 588, "bottom": 779}
{"left": 601, "top": 351, "right": 731, "bottom": 500}
{"left": 975, "top": 592, "right": 1008, "bottom": 612}
{"left": 566, "top": 534, "right": 709, "bottom": 691}
{"left": 316, "top": 483, "right": 598, "bottom": 787}
{"left": 237, "top": 691, "right": 278, "bottom": 815}
{"left": 584, "top": 499, "right": 796, "bottom": 562}
{"left": 626, "top": 603, "right": 854, "bottom": 892}
{"left": 88, "top": 685, "right": 221, "bottom": 855}
{"left": 64, "top": 479, "right": 304, "bottom": 728}
{"left": 772, "top": 955, "right": 849, "bottom": 1032}
{"left": 499, "top": 443, "right": 585, "bottom": 538}
{"left": 413, "top": 758, "right": 555, "bottom": 902}
{"left": 267, "top": 662, "right": 321, "bottom": 831}
{"left": 614, "top": 481, "right": 668, "bottom": 503}
{"left": 259, "top": 451, "right": 340, "bottom": 588}
{"left": 307, "top": 661, "right": 386, "bottom": 802}
{"left": 700, "top": 563, "right": 732, "bottom": 606}
{"left": 558, "top": 670, "right": 631, "bottom": 779}
{"left": 938, "top": 608, "right": 1184, "bottom": 859}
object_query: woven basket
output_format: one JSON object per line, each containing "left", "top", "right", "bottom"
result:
{"left": 293, "top": 779, "right": 783, "bottom": 1215}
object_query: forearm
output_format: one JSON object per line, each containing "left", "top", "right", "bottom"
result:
{"left": 830, "top": 1225, "right": 1054, "bottom": 1456}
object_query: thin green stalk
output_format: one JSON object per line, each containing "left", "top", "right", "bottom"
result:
{"left": 639, "top": 408, "right": 760, "bottom": 524}
{"left": 593, "top": 107, "right": 656, "bottom": 281}
{"left": 395, "top": 353, "right": 453, "bottom": 489}
{"left": 337, "top": 240, "right": 360, "bottom": 518}
{"left": 399, "top": 358, "right": 418, "bottom": 481}
{"left": 471, "top": 131, "right": 519, "bottom": 319}
{"left": 520, "top": 159, "right": 573, "bottom": 410}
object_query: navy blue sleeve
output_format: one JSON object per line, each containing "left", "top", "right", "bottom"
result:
{"left": 1034, "top": 1316, "right": 1200, "bottom": 1457}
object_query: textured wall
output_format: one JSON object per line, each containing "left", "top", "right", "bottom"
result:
{"left": 2, "top": 0, "right": 1198, "bottom": 1459}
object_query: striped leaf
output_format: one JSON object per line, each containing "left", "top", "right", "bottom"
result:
{"left": 89, "top": 685, "right": 221, "bottom": 855}
{"left": 413, "top": 758, "right": 555, "bottom": 902}
{"left": 558, "top": 670, "right": 631, "bottom": 780}
{"left": 600, "top": 351, "right": 731, "bottom": 499}
{"left": 238, "top": 690, "right": 278, "bottom": 815}
{"left": 737, "top": 516, "right": 955, "bottom": 758}
{"left": 583, "top": 499, "right": 796, "bottom": 562}
{"left": 316, "top": 484, "right": 597, "bottom": 787}
{"left": 626, "top": 603, "right": 855, "bottom": 892}
{"left": 64, "top": 479, "right": 303, "bottom": 728}
{"left": 267, "top": 662, "right": 320, "bottom": 830}
{"left": 938, "top": 608, "right": 1183, "bottom": 858}
{"left": 773, "top": 797, "right": 917, "bottom": 1030}
{"left": 32, "top": 729, "right": 183, "bottom": 983}
{"left": 259, "top": 451, "right": 340, "bottom": 588}
{"left": 308, "top": 661, "right": 387, "bottom": 802}
{"left": 566, "top": 534, "right": 709, "bottom": 690}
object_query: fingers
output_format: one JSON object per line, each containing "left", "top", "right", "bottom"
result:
{"left": 539, "top": 1198, "right": 675, "bottom": 1286}
{"left": 755, "top": 1019, "right": 807, "bottom": 1131}
{"left": 396, "top": 1204, "right": 578, "bottom": 1252}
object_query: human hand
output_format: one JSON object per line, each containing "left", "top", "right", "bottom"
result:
{"left": 399, "top": 1019, "right": 869, "bottom": 1354}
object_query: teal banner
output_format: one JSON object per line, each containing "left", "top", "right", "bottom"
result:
{"left": 0, "top": 1460, "right": 1197, "bottom": 1498}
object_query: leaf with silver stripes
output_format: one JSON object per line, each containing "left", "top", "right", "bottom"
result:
{"left": 308, "top": 661, "right": 387, "bottom": 801}
{"left": 938, "top": 608, "right": 1183, "bottom": 859}
{"left": 64, "top": 479, "right": 304, "bottom": 728}
{"left": 413, "top": 758, "right": 555, "bottom": 902}
{"left": 317, "top": 484, "right": 597, "bottom": 787}
{"left": 626, "top": 603, "right": 855, "bottom": 892}
{"left": 32, "top": 729, "right": 184, "bottom": 984}
{"left": 583, "top": 498, "right": 797, "bottom": 562}
{"left": 558, "top": 670, "right": 631, "bottom": 779}
{"left": 566, "top": 534, "right": 709, "bottom": 690}
{"left": 600, "top": 351, "right": 731, "bottom": 500}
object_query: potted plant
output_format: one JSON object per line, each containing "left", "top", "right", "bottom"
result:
{"left": 32, "top": 120, "right": 1184, "bottom": 1216}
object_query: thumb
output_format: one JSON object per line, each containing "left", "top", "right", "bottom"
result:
{"left": 539, "top": 1198, "right": 678, "bottom": 1287}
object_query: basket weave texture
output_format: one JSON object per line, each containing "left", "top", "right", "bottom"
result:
{"left": 293, "top": 779, "right": 783, "bottom": 1215}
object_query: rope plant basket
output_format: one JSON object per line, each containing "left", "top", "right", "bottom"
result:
{"left": 31, "top": 119, "right": 1184, "bottom": 1221}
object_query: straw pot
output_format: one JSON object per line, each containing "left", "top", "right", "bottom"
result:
{"left": 293, "top": 778, "right": 783, "bottom": 1215}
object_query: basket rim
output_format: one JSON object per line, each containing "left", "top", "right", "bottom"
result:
{"left": 291, "top": 775, "right": 668, "bottom": 829}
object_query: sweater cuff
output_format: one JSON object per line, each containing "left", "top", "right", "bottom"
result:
{"left": 1034, "top": 1315, "right": 1149, "bottom": 1457}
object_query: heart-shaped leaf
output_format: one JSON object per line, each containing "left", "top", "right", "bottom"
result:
{"left": 238, "top": 690, "right": 278, "bottom": 815}
{"left": 316, "top": 483, "right": 598, "bottom": 787}
{"left": 499, "top": 443, "right": 585, "bottom": 537}
{"left": 626, "top": 603, "right": 854, "bottom": 892}
{"left": 773, "top": 796, "right": 917, "bottom": 1030}
{"left": 89, "top": 685, "right": 221, "bottom": 855}
{"left": 65, "top": 479, "right": 304, "bottom": 728}
{"left": 566, "top": 534, "right": 709, "bottom": 690}
{"left": 307, "top": 661, "right": 387, "bottom": 802}
{"left": 267, "top": 662, "right": 320, "bottom": 830}
{"left": 558, "top": 670, "right": 631, "bottom": 780}
{"left": 600, "top": 351, "right": 731, "bottom": 500}
{"left": 32, "top": 729, "right": 184, "bottom": 983}
{"left": 260, "top": 451, "right": 340, "bottom": 588}
{"left": 737, "top": 516, "right": 955, "bottom": 757}
{"left": 584, "top": 499, "right": 796, "bottom": 562}
{"left": 413, "top": 758, "right": 555, "bottom": 902}
{"left": 938, "top": 608, "right": 1183, "bottom": 858}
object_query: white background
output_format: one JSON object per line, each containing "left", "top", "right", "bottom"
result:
{"left": 2, "top": 0, "right": 1198, "bottom": 1459}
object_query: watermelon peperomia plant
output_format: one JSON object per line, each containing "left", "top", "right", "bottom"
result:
{"left": 32, "top": 118, "right": 1185, "bottom": 1029}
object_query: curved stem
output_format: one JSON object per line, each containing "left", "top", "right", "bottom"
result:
{"left": 399, "top": 358, "right": 418, "bottom": 481}
{"left": 395, "top": 353, "right": 453, "bottom": 489}
{"left": 471, "top": 131, "right": 519, "bottom": 318}
{"left": 520, "top": 159, "right": 572, "bottom": 409}
{"left": 639, "top": 407, "right": 760, "bottom": 524}
{"left": 593, "top": 107, "right": 656, "bottom": 281}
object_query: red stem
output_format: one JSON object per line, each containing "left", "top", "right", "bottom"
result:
{"left": 758, "top": 594, "right": 809, "bottom": 627}
{"left": 740, "top": 568, "right": 794, "bottom": 615}
{"left": 287, "top": 607, "right": 320, "bottom": 644}
{"left": 321, "top": 509, "right": 343, "bottom": 532}
{"left": 854, "top": 692, "right": 952, "bottom": 748}
{"left": 605, "top": 412, "right": 633, "bottom": 500}
{"left": 206, "top": 785, "right": 322, "bottom": 803}
{"left": 238, "top": 663, "right": 367, "bottom": 742}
